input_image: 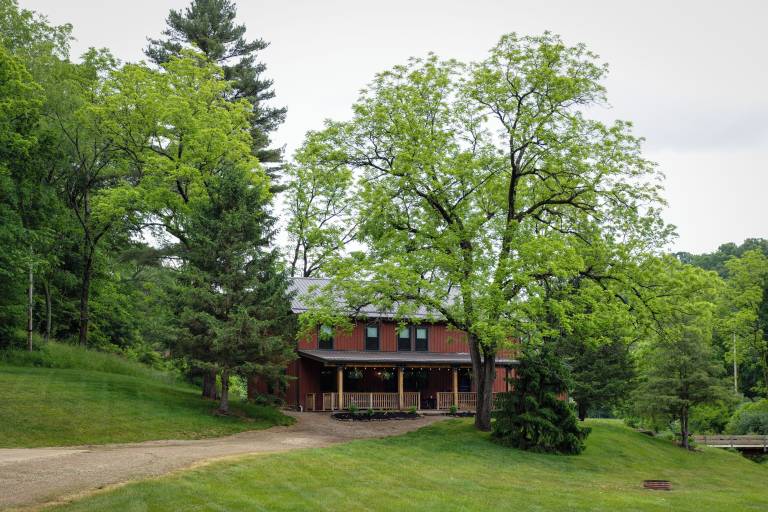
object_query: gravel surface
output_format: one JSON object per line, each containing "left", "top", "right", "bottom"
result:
{"left": 0, "top": 412, "right": 446, "bottom": 511}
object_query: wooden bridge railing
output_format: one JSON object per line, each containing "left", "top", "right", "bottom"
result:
{"left": 694, "top": 435, "right": 768, "bottom": 449}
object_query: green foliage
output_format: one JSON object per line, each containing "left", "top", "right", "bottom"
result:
{"left": 284, "top": 134, "right": 356, "bottom": 277}
{"left": 145, "top": 0, "right": 285, "bottom": 165}
{"left": 449, "top": 404, "right": 458, "bottom": 414}
{"left": 726, "top": 400, "right": 768, "bottom": 435}
{"left": 295, "top": 32, "right": 671, "bottom": 432}
{"left": 689, "top": 402, "right": 738, "bottom": 434}
{"left": 492, "top": 344, "right": 590, "bottom": 454}
{"left": 632, "top": 259, "right": 730, "bottom": 447}
{"left": 347, "top": 403, "right": 359, "bottom": 414}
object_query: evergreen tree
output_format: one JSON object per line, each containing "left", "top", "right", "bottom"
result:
{"left": 492, "top": 344, "right": 590, "bottom": 454}
{"left": 145, "top": 0, "right": 286, "bottom": 167}
{"left": 174, "top": 165, "right": 296, "bottom": 413}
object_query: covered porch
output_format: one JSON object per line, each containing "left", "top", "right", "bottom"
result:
{"left": 298, "top": 350, "right": 516, "bottom": 412}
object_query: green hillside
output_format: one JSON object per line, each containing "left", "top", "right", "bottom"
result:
{"left": 0, "top": 343, "right": 291, "bottom": 447}
{"left": 50, "top": 419, "right": 768, "bottom": 512}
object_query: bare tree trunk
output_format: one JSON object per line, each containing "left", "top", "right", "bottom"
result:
{"left": 78, "top": 250, "right": 92, "bottom": 346}
{"left": 217, "top": 369, "right": 230, "bottom": 414}
{"left": 27, "top": 261, "right": 34, "bottom": 351}
{"left": 469, "top": 336, "right": 496, "bottom": 431}
{"left": 202, "top": 368, "right": 218, "bottom": 399}
{"left": 44, "top": 279, "right": 51, "bottom": 343}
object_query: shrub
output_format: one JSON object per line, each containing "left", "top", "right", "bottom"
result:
{"left": 726, "top": 399, "right": 768, "bottom": 435}
{"left": 347, "top": 403, "right": 359, "bottom": 414}
{"left": 449, "top": 404, "right": 458, "bottom": 415}
{"left": 407, "top": 406, "right": 417, "bottom": 414}
{"left": 492, "top": 344, "right": 590, "bottom": 454}
{"left": 690, "top": 401, "right": 737, "bottom": 434}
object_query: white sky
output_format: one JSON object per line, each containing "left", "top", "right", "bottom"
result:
{"left": 22, "top": 0, "right": 768, "bottom": 254}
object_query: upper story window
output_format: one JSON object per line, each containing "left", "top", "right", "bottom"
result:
{"left": 398, "top": 326, "right": 411, "bottom": 351}
{"left": 398, "top": 325, "right": 429, "bottom": 351}
{"left": 365, "top": 324, "right": 380, "bottom": 351}
{"left": 415, "top": 326, "right": 429, "bottom": 351}
{"left": 318, "top": 325, "right": 334, "bottom": 350}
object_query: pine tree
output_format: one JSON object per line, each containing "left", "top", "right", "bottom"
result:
{"left": 145, "top": 0, "right": 286, "bottom": 167}
{"left": 492, "top": 344, "right": 591, "bottom": 454}
{"left": 173, "top": 164, "right": 296, "bottom": 413}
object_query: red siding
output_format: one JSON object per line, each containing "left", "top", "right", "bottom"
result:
{"left": 429, "top": 325, "right": 470, "bottom": 352}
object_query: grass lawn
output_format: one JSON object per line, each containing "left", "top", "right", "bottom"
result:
{"left": 49, "top": 419, "right": 768, "bottom": 512}
{"left": 0, "top": 346, "right": 291, "bottom": 447}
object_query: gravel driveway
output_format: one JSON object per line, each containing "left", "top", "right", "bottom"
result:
{"left": 0, "top": 412, "right": 446, "bottom": 511}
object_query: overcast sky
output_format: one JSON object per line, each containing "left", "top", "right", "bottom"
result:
{"left": 23, "top": 0, "right": 768, "bottom": 254}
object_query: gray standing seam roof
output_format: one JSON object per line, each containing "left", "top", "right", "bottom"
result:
{"left": 289, "top": 277, "right": 455, "bottom": 319}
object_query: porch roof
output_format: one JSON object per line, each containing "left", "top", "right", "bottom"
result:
{"left": 297, "top": 349, "right": 518, "bottom": 367}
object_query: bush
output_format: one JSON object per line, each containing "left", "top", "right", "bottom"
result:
{"left": 726, "top": 399, "right": 768, "bottom": 435}
{"left": 492, "top": 344, "right": 590, "bottom": 454}
{"left": 690, "top": 401, "right": 737, "bottom": 434}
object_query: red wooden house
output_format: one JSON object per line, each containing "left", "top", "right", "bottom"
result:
{"left": 281, "top": 278, "right": 518, "bottom": 412}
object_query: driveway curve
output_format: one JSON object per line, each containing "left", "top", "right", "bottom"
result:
{"left": 0, "top": 412, "right": 446, "bottom": 511}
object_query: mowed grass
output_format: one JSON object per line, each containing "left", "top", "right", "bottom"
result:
{"left": 0, "top": 344, "right": 292, "bottom": 447}
{"left": 50, "top": 420, "right": 768, "bottom": 512}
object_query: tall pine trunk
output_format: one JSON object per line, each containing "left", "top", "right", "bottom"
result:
{"left": 578, "top": 402, "right": 588, "bottom": 421}
{"left": 27, "top": 261, "right": 34, "bottom": 351}
{"left": 680, "top": 408, "right": 690, "bottom": 449}
{"left": 217, "top": 369, "right": 230, "bottom": 414}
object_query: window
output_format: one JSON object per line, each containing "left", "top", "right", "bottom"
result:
{"left": 415, "top": 326, "right": 429, "bottom": 351}
{"left": 318, "top": 325, "right": 334, "bottom": 350}
{"left": 398, "top": 326, "right": 412, "bottom": 351}
{"left": 365, "top": 324, "right": 379, "bottom": 351}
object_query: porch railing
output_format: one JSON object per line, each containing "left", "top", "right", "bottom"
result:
{"left": 317, "top": 392, "right": 420, "bottom": 411}
{"left": 436, "top": 392, "right": 503, "bottom": 411}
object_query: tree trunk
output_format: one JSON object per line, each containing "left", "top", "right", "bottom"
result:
{"left": 217, "top": 369, "right": 230, "bottom": 414}
{"left": 578, "top": 402, "right": 588, "bottom": 421}
{"left": 202, "top": 368, "right": 218, "bottom": 399}
{"left": 78, "top": 251, "right": 93, "bottom": 347}
{"left": 469, "top": 336, "right": 496, "bottom": 431}
{"left": 247, "top": 375, "right": 259, "bottom": 401}
{"left": 44, "top": 279, "right": 51, "bottom": 343}
{"left": 680, "top": 409, "right": 689, "bottom": 450}
{"left": 27, "top": 262, "right": 34, "bottom": 351}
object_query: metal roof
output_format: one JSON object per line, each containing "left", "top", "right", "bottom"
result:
{"left": 289, "top": 277, "right": 456, "bottom": 319}
{"left": 297, "top": 349, "right": 517, "bottom": 367}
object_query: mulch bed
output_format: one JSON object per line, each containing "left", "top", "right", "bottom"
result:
{"left": 447, "top": 411, "right": 475, "bottom": 418}
{"left": 332, "top": 411, "right": 420, "bottom": 421}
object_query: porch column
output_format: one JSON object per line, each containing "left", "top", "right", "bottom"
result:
{"left": 452, "top": 367, "right": 459, "bottom": 408}
{"left": 337, "top": 366, "right": 344, "bottom": 409}
{"left": 397, "top": 367, "right": 404, "bottom": 410}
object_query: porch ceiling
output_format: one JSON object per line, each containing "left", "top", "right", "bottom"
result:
{"left": 297, "top": 349, "right": 518, "bottom": 367}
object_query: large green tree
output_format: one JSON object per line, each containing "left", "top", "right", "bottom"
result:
{"left": 296, "top": 33, "right": 669, "bottom": 431}
{"left": 145, "top": 0, "right": 286, "bottom": 167}
{"left": 633, "top": 258, "right": 729, "bottom": 449}
{"left": 284, "top": 132, "right": 356, "bottom": 277}
{"left": 98, "top": 52, "right": 296, "bottom": 409}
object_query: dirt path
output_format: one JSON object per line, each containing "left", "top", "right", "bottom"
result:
{"left": 0, "top": 412, "right": 445, "bottom": 511}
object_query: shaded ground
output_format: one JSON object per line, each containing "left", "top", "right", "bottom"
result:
{"left": 0, "top": 412, "right": 445, "bottom": 511}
